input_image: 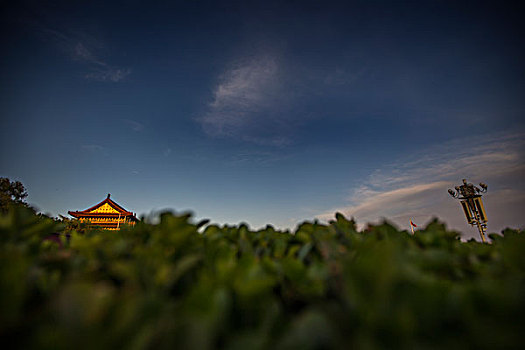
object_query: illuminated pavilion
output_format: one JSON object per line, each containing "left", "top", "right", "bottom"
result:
{"left": 68, "top": 194, "right": 138, "bottom": 230}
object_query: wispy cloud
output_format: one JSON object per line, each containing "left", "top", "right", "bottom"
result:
{"left": 123, "top": 119, "right": 144, "bottom": 132}
{"left": 326, "top": 181, "right": 451, "bottom": 223}
{"left": 197, "top": 54, "right": 292, "bottom": 146}
{"left": 318, "top": 132, "right": 525, "bottom": 239}
{"left": 39, "top": 27, "right": 130, "bottom": 82}
{"left": 196, "top": 54, "right": 374, "bottom": 147}
{"left": 73, "top": 42, "right": 105, "bottom": 65}
{"left": 323, "top": 67, "right": 368, "bottom": 86}
{"left": 228, "top": 150, "right": 290, "bottom": 166}
{"left": 85, "top": 67, "right": 131, "bottom": 82}
{"left": 81, "top": 144, "right": 105, "bottom": 152}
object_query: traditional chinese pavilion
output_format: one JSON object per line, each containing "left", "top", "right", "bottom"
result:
{"left": 68, "top": 194, "right": 138, "bottom": 230}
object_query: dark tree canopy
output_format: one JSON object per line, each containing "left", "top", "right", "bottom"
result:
{"left": 0, "top": 177, "right": 29, "bottom": 212}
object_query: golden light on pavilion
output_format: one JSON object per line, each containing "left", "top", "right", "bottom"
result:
{"left": 68, "top": 194, "right": 138, "bottom": 230}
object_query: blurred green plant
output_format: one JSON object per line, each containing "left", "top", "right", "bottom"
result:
{"left": 0, "top": 207, "right": 523, "bottom": 349}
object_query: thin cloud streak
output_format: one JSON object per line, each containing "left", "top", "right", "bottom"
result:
{"left": 85, "top": 67, "right": 131, "bottom": 82}
{"left": 343, "top": 181, "right": 451, "bottom": 217}
{"left": 39, "top": 27, "right": 130, "bottom": 82}
{"left": 366, "top": 132, "right": 525, "bottom": 189}
{"left": 123, "top": 119, "right": 144, "bottom": 132}
{"left": 318, "top": 132, "right": 525, "bottom": 239}
{"left": 81, "top": 144, "right": 104, "bottom": 152}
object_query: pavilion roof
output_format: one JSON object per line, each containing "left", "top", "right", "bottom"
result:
{"left": 68, "top": 194, "right": 137, "bottom": 219}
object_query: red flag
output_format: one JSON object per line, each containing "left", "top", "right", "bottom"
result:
{"left": 410, "top": 220, "right": 417, "bottom": 227}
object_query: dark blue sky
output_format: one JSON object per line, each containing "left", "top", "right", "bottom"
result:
{"left": 1, "top": 0, "right": 524, "bottom": 238}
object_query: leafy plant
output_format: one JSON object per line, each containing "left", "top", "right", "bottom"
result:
{"left": 0, "top": 206, "right": 523, "bottom": 349}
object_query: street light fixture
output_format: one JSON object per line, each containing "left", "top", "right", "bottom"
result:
{"left": 448, "top": 179, "right": 489, "bottom": 242}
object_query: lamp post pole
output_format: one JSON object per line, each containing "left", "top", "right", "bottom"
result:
{"left": 448, "top": 179, "right": 489, "bottom": 242}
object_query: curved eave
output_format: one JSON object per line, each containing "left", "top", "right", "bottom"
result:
{"left": 68, "top": 211, "right": 138, "bottom": 221}
{"left": 86, "top": 222, "right": 136, "bottom": 228}
{"left": 68, "top": 211, "right": 134, "bottom": 216}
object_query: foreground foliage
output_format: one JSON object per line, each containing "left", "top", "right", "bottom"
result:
{"left": 1, "top": 207, "right": 524, "bottom": 349}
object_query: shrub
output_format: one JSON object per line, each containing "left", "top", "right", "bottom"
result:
{"left": 0, "top": 207, "right": 523, "bottom": 349}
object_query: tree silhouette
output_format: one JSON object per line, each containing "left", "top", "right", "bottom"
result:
{"left": 0, "top": 177, "right": 29, "bottom": 212}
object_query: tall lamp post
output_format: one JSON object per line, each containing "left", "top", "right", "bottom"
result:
{"left": 448, "top": 179, "right": 489, "bottom": 242}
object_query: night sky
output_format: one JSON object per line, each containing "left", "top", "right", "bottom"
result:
{"left": 1, "top": 0, "right": 524, "bottom": 239}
